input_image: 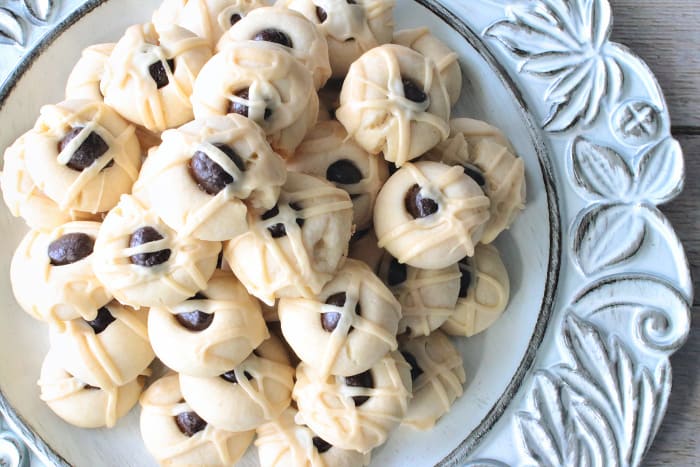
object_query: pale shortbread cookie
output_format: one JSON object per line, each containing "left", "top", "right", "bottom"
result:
{"left": 152, "top": 0, "right": 266, "bottom": 47}
{"left": 336, "top": 44, "right": 450, "bottom": 167}
{"left": 191, "top": 40, "right": 318, "bottom": 158}
{"left": 23, "top": 99, "right": 141, "bottom": 213}
{"left": 441, "top": 243, "right": 510, "bottom": 337}
{"left": 287, "top": 120, "right": 388, "bottom": 231}
{"left": 400, "top": 330, "right": 465, "bottom": 430}
{"left": 373, "top": 161, "right": 490, "bottom": 269}
{"left": 1, "top": 132, "right": 98, "bottom": 230}
{"left": 65, "top": 43, "right": 115, "bottom": 101}
{"left": 49, "top": 302, "right": 154, "bottom": 388}
{"left": 224, "top": 172, "right": 353, "bottom": 305}
{"left": 101, "top": 23, "right": 212, "bottom": 132}
{"left": 393, "top": 28, "right": 461, "bottom": 106}
{"left": 38, "top": 349, "right": 145, "bottom": 428}
{"left": 348, "top": 229, "right": 384, "bottom": 272}
{"left": 92, "top": 194, "right": 220, "bottom": 308}
{"left": 179, "top": 335, "right": 295, "bottom": 432}
{"left": 293, "top": 351, "right": 412, "bottom": 453}
{"left": 256, "top": 407, "right": 370, "bottom": 467}
{"left": 140, "top": 374, "right": 254, "bottom": 466}
{"left": 218, "top": 6, "right": 331, "bottom": 89}
{"left": 135, "top": 114, "right": 286, "bottom": 241}
{"left": 149, "top": 270, "right": 269, "bottom": 377}
{"left": 377, "top": 252, "right": 460, "bottom": 337}
{"left": 10, "top": 221, "right": 111, "bottom": 324}
{"left": 278, "top": 258, "right": 400, "bottom": 377}
{"left": 425, "top": 118, "right": 526, "bottom": 243}
{"left": 278, "top": 0, "right": 394, "bottom": 78}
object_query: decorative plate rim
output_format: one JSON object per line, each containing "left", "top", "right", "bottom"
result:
{"left": 0, "top": 0, "right": 691, "bottom": 466}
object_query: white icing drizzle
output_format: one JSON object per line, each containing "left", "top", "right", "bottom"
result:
{"left": 294, "top": 353, "right": 410, "bottom": 453}
{"left": 340, "top": 45, "right": 450, "bottom": 166}
{"left": 401, "top": 331, "right": 465, "bottom": 430}
{"left": 41, "top": 101, "right": 139, "bottom": 211}
{"left": 377, "top": 162, "right": 490, "bottom": 263}
{"left": 141, "top": 376, "right": 250, "bottom": 464}
{"left": 229, "top": 182, "right": 352, "bottom": 302}
{"left": 391, "top": 263, "right": 461, "bottom": 336}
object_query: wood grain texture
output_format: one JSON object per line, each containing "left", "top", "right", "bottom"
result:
{"left": 608, "top": 2, "right": 700, "bottom": 464}
{"left": 609, "top": 0, "right": 700, "bottom": 128}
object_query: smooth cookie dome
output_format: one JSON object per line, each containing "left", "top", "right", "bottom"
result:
{"left": 148, "top": 270, "right": 269, "bottom": 377}
{"left": 134, "top": 114, "right": 286, "bottom": 241}
{"left": 92, "top": 194, "right": 220, "bottom": 308}
{"left": 279, "top": 0, "right": 395, "bottom": 78}
{"left": 140, "top": 374, "right": 255, "bottom": 466}
{"left": 293, "top": 351, "right": 412, "bottom": 453}
{"left": 218, "top": 6, "right": 331, "bottom": 89}
{"left": 441, "top": 243, "right": 510, "bottom": 337}
{"left": 256, "top": 407, "right": 370, "bottom": 467}
{"left": 400, "top": 330, "right": 465, "bottom": 430}
{"left": 101, "top": 22, "right": 212, "bottom": 132}
{"left": 287, "top": 120, "right": 389, "bottom": 231}
{"left": 38, "top": 349, "right": 144, "bottom": 428}
{"left": 10, "top": 221, "right": 111, "bottom": 324}
{"left": 152, "top": 0, "right": 267, "bottom": 47}
{"left": 179, "top": 334, "right": 295, "bottom": 432}
{"left": 191, "top": 40, "right": 318, "bottom": 158}
{"left": 24, "top": 99, "right": 141, "bottom": 214}
{"left": 373, "top": 161, "right": 490, "bottom": 269}
{"left": 278, "top": 258, "right": 401, "bottom": 377}
{"left": 49, "top": 302, "right": 154, "bottom": 388}
{"left": 336, "top": 43, "right": 451, "bottom": 167}
{"left": 224, "top": 172, "right": 353, "bottom": 304}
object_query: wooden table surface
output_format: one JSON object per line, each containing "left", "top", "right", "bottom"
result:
{"left": 609, "top": 1, "right": 700, "bottom": 465}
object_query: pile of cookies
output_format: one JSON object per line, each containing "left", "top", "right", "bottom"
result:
{"left": 0, "top": 0, "right": 526, "bottom": 465}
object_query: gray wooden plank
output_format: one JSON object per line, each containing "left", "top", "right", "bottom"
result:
{"left": 609, "top": 0, "right": 700, "bottom": 128}
{"left": 645, "top": 133, "right": 700, "bottom": 466}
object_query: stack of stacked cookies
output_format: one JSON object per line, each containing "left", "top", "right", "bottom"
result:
{"left": 0, "top": 0, "right": 526, "bottom": 465}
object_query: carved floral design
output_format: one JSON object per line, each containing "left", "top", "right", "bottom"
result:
{"left": 486, "top": 0, "right": 623, "bottom": 132}
{"left": 0, "top": 0, "right": 57, "bottom": 48}
{"left": 571, "top": 137, "right": 684, "bottom": 275}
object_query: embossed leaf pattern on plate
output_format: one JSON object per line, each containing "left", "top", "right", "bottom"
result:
{"left": 0, "top": 8, "right": 25, "bottom": 47}
{"left": 518, "top": 315, "right": 671, "bottom": 467}
{"left": 486, "top": 0, "right": 623, "bottom": 131}
{"left": 571, "top": 137, "right": 684, "bottom": 275}
{"left": 24, "top": 0, "right": 55, "bottom": 23}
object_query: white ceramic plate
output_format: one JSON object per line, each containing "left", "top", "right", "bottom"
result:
{"left": 0, "top": 0, "right": 691, "bottom": 466}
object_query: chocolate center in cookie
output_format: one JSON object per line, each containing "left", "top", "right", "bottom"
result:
{"left": 47, "top": 232, "right": 95, "bottom": 266}
{"left": 174, "top": 411, "right": 207, "bottom": 437}
{"left": 262, "top": 203, "right": 304, "bottom": 238}
{"left": 458, "top": 260, "right": 472, "bottom": 298}
{"left": 228, "top": 88, "right": 272, "bottom": 121}
{"left": 58, "top": 127, "right": 110, "bottom": 171}
{"left": 129, "top": 227, "right": 172, "bottom": 267}
{"left": 386, "top": 257, "right": 407, "bottom": 286}
{"left": 189, "top": 292, "right": 207, "bottom": 300}
{"left": 405, "top": 184, "right": 438, "bottom": 219}
{"left": 402, "top": 78, "right": 427, "bottom": 103}
{"left": 321, "top": 292, "right": 361, "bottom": 332}
{"left": 400, "top": 351, "right": 424, "bottom": 382}
{"left": 148, "top": 58, "right": 175, "bottom": 89}
{"left": 312, "top": 436, "right": 333, "bottom": 454}
{"left": 189, "top": 143, "right": 245, "bottom": 195}
{"left": 315, "top": 6, "right": 327, "bottom": 23}
{"left": 220, "top": 369, "right": 253, "bottom": 384}
{"left": 344, "top": 370, "right": 374, "bottom": 406}
{"left": 175, "top": 310, "right": 214, "bottom": 331}
{"left": 252, "top": 28, "right": 293, "bottom": 48}
{"left": 326, "top": 159, "right": 363, "bottom": 185}
{"left": 230, "top": 13, "right": 242, "bottom": 25}
{"left": 85, "top": 306, "right": 116, "bottom": 334}
{"left": 463, "top": 164, "right": 486, "bottom": 187}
